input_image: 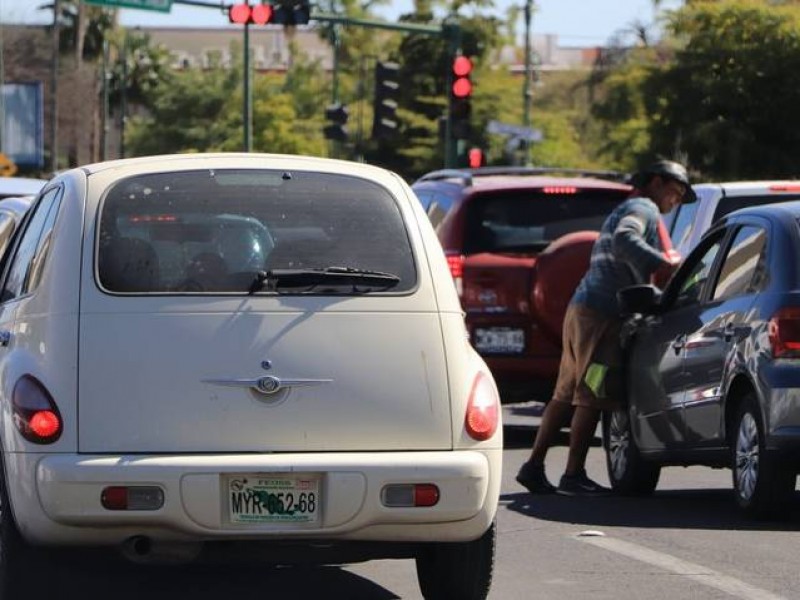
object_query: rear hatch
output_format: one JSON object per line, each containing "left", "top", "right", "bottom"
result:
{"left": 78, "top": 167, "right": 452, "bottom": 454}
{"left": 459, "top": 185, "right": 630, "bottom": 347}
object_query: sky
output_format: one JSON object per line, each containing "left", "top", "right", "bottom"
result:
{"left": 1, "top": 0, "right": 681, "bottom": 47}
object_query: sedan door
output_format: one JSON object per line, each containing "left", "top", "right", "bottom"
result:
{"left": 682, "top": 224, "right": 766, "bottom": 446}
{"left": 628, "top": 230, "right": 728, "bottom": 452}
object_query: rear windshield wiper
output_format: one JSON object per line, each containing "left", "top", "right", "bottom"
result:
{"left": 248, "top": 267, "right": 401, "bottom": 294}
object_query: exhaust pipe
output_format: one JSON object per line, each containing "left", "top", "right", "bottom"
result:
{"left": 121, "top": 536, "right": 202, "bottom": 565}
{"left": 122, "top": 536, "right": 153, "bottom": 561}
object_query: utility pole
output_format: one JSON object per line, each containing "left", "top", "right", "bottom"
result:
{"left": 523, "top": 0, "right": 534, "bottom": 167}
{"left": 101, "top": 38, "right": 109, "bottom": 161}
{"left": 243, "top": 19, "right": 252, "bottom": 152}
{"left": 50, "top": 0, "right": 61, "bottom": 172}
{"left": 119, "top": 31, "right": 129, "bottom": 158}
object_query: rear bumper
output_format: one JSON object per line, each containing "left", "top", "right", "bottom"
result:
{"left": 8, "top": 450, "right": 500, "bottom": 548}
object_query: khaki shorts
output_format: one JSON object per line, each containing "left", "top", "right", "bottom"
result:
{"left": 551, "top": 303, "right": 623, "bottom": 411}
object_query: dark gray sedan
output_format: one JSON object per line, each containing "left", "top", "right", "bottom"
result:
{"left": 606, "top": 201, "right": 800, "bottom": 519}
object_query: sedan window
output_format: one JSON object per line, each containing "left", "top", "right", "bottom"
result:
{"left": 711, "top": 226, "right": 767, "bottom": 301}
{"left": 671, "top": 235, "right": 724, "bottom": 309}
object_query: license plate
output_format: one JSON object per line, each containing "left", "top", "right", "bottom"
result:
{"left": 474, "top": 327, "right": 525, "bottom": 354}
{"left": 227, "top": 474, "right": 320, "bottom": 524}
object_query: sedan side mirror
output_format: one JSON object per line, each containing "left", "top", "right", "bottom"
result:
{"left": 618, "top": 284, "right": 662, "bottom": 316}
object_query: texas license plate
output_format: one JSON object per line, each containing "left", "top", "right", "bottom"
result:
{"left": 474, "top": 327, "right": 525, "bottom": 354}
{"left": 227, "top": 474, "right": 320, "bottom": 524}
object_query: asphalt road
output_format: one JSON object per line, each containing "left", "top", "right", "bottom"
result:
{"left": 31, "top": 402, "right": 800, "bottom": 600}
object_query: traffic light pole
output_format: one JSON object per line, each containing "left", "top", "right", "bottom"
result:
{"left": 523, "top": 0, "right": 534, "bottom": 167}
{"left": 243, "top": 20, "right": 252, "bottom": 151}
{"left": 180, "top": 1, "right": 458, "bottom": 163}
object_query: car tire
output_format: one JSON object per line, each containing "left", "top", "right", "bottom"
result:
{"left": 604, "top": 409, "right": 660, "bottom": 495}
{"left": 731, "top": 395, "right": 796, "bottom": 519}
{"left": 415, "top": 520, "right": 496, "bottom": 600}
{"left": 0, "top": 456, "right": 37, "bottom": 596}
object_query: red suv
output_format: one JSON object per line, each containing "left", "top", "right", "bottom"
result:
{"left": 412, "top": 167, "right": 634, "bottom": 403}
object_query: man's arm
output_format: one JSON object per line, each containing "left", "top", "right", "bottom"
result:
{"left": 612, "top": 207, "right": 671, "bottom": 277}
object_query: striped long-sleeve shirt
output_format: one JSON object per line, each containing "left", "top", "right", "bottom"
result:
{"left": 572, "top": 196, "right": 670, "bottom": 317}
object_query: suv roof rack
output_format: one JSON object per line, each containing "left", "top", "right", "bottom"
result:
{"left": 415, "top": 166, "right": 630, "bottom": 186}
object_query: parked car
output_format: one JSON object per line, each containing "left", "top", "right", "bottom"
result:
{"left": 0, "top": 154, "right": 502, "bottom": 599}
{"left": 606, "top": 201, "right": 800, "bottom": 518}
{"left": 412, "top": 167, "right": 639, "bottom": 403}
{"left": 0, "top": 176, "right": 47, "bottom": 201}
{"left": 664, "top": 180, "right": 800, "bottom": 256}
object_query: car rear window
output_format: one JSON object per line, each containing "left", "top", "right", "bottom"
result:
{"left": 463, "top": 189, "right": 628, "bottom": 254}
{"left": 713, "top": 194, "right": 800, "bottom": 222}
{"left": 98, "top": 169, "right": 416, "bottom": 294}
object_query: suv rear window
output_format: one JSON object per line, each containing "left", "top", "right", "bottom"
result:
{"left": 714, "top": 194, "right": 800, "bottom": 222}
{"left": 98, "top": 169, "right": 416, "bottom": 294}
{"left": 463, "top": 189, "right": 627, "bottom": 254}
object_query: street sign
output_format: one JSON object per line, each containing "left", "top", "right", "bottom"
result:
{"left": 83, "top": 0, "right": 173, "bottom": 13}
{"left": 486, "top": 120, "right": 543, "bottom": 142}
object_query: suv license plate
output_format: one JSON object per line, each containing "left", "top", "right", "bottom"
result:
{"left": 474, "top": 327, "right": 525, "bottom": 354}
{"left": 227, "top": 474, "right": 320, "bottom": 524}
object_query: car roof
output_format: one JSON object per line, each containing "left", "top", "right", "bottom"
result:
{"left": 413, "top": 167, "right": 631, "bottom": 193}
{"left": 72, "top": 152, "right": 397, "bottom": 181}
{"left": 0, "top": 176, "right": 48, "bottom": 196}
{"left": 723, "top": 198, "right": 800, "bottom": 221}
{"left": 694, "top": 181, "right": 800, "bottom": 197}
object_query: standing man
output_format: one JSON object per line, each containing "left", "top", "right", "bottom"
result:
{"left": 516, "top": 160, "right": 696, "bottom": 496}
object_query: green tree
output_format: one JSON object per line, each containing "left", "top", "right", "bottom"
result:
{"left": 648, "top": 1, "right": 800, "bottom": 179}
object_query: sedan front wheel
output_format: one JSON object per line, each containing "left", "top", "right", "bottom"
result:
{"left": 604, "top": 409, "right": 660, "bottom": 495}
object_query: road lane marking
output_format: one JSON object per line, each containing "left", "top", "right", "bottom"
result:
{"left": 577, "top": 535, "right": 787, "bottom": 600}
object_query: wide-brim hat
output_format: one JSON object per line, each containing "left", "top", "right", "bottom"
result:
{"left": 629, "top": 160, "right": 697, "bottom": 204}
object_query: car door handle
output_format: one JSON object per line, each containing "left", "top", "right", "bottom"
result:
{"left": 672, "top": 335, "right": 686, "bottom": 353}
{"left": 0, "top": 330, "right": 10, "bottom": 347}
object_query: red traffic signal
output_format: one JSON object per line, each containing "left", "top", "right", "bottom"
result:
{"left": 228, "top": 3, "right": 273, "bottom": 25}
{"left": 452, "top": 56, "right": 473, "bottom": 77}
{"left": 468, "top": 148, "right": 484, "bottom": 168}
{"left": 451, "top": 55, "right": 473, "bottom": 99}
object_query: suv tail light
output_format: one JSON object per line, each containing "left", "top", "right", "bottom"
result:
{"left": 446, "top": 251, "right": 464, "bottom": 297}
{"left": 768, "top": 307, "right": 800, "bottom": 358}
{"left": 12, "top": 375, "right": 63, "bottom": 444}
{"left": 465, "top": 372, "right": 499, "bottom": 441}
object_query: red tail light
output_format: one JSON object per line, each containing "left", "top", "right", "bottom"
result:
{"left": 465, "top": 372, "right": 499, "bottom": 441}
{"left": 12, "top": 375, "right": 63, "bottom": 444}
{"left": 445, "top": 251, "right": 464, "bottom": 297}
{"left": 769, "top": 307, "right": 800, "bottom": 358}
{"left": 769, "top": 184, "right": 800, "bottom": 192}
{"left": 542, "top": 186, "right": 577, "bottom": 195}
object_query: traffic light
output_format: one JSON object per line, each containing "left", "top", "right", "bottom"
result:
{"left": 323, "top": 103, "right": 349, "bottom": 142}
{"left": 228, "top": 2, "right": 273, "bottom": 25}
{"left": 468, "top": 147, "right": 484, "bottom": 168}
{"left": 450, "top": 54, "right": 473, "bottom": 139}
{"left": 227, "top": 2, "right": 310, "bottom": 26}
{"left": 271, "top": 1, "right": 311, "bottom": 25}
{"left": 372, "top": 61, "right": 400, "bottom": 140}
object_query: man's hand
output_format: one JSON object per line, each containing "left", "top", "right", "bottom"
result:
{"left": 652, "top": 249, "right": 682, "bottom": 288}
